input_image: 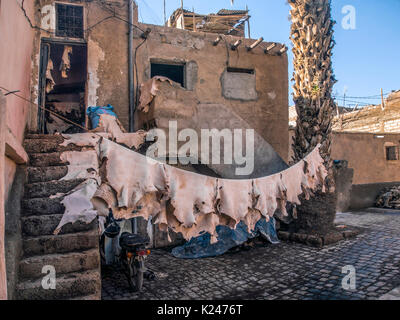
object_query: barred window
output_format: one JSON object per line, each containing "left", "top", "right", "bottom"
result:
{"left": 56, "top": 3, "right": 84, "bottom": 39}
{"left": 386, "top": 146, "right": 399, "bottom": 161}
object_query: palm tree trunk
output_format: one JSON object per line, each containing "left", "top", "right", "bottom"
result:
{"left": 289, "top": 0, "right": 337, "bottom": 234}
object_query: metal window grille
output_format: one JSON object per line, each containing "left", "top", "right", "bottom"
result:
{"left": 386, "top": 146, "right": 399, "bottom": 161}
{"left": 56, "top": 3, "right": 84, "bottom": 39}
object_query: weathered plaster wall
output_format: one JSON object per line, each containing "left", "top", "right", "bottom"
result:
{"left": 0, "top": 0, "right": 34, "bottom": 142}
{"left": 4, "top": 167, "right": 25, "bottom": 300}
{"left": 0, "top": 0, "right": 34, "bottom": 194}
{"left": 0, "top": 0, "right": 35, "bottom": 299}
{"left": 331, "top": 132, "right": 400, "bottom": 185}
{"left": 138, "top": 81, "right": 288, "bottom": 179}
{"left": 85, "top": 1, "right": 130, "bottom": 125}
{"left": 0, "top": 90, "right": 7, "bottom": 300}
{"left": 333, "top": 161, "right": 354, "bottom": 213}
{"left": 28, "top": 1, "right": 288, "bottom": 160}
{"left": 289, "top": 129, "right": 400, "bottom": 185}
{"left": 350, "top": 182, "right": 400, "bottom": 210}
{"left": 4, "top": 158, "right": 17, "bottom": 200}
{"left": 132, "top": 24, "right": 289, "bottom": 161}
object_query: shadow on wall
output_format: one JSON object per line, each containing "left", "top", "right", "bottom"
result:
{"left": 333, "top": 160, "right": 400, "bottom": 212}
{"left": 135, "top": 79, "right": 289, "bottom": 180}
{"left": 4, "top": 167, "right": 26, "bottom": 300}
{"left": 350, "top": 182, "right": 400, "bottom": 211}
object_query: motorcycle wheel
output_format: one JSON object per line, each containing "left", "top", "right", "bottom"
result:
{"left": 126, "top": 258, "right": 144, "bottom": 292}
{"left": 99, "top": 234, "right": 106, "bottom": 265}
{"left": 133, "top": 260, "right": 144, "bottom": 292}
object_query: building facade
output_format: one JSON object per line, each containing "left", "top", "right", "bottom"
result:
{"left": 1, "top": 0, "right": 290, "bottom": 299}
{"left": 26, "top": 0, "right": 289, "bottom": 160}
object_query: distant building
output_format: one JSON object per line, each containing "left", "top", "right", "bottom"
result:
{"left": 167, "top": 8, "right": 250, "bottom": 37}
{"left": 332, "top": 91, "right": 400, "bottom": 133}
{"left": 289, "top": 91, "right": 400, "bottom": 185}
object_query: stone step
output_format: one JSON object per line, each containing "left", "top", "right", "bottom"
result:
{"left": 16, "top": 269, "right": 101, "bottom": 300}
{"left": 29, "top": 152, "right": 67, "bottom": 167}
{"left": 21, "top": 214, "right": 97, "bottom": 237}
{"left": 19, "top": 249, "right": 100, "bottom": 280}
{"left": 24, "top": 138, "right": 84, "bottom": 154}
{"left": 25, "top": 134, "right": 62, "bottom": 140}
{"left": 22, "top": 198, "right": 65, "bottom": 216}
{"left": 24, "top": 179, "right": 85, "bottom": 199}
{"left": 23, "top": 229, "right": 99, "bottom": 257}
{"left": 27, "top": 166, "right": 69, "bottom": 184}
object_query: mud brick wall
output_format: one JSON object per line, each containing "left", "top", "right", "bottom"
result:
{"left": 331, "top": 132, "right": 400, "bottom": 185}
{"left": 131, "top": 23, "right": 289, "bottom": 161}
{"left": 289, "top": 130, "right": 400, "bottom": 185}
{"left": 332, "top": 102, "right": 400, "bottom": 134}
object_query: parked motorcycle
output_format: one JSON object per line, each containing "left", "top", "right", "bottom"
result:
{"left": 100, "top": 210, "right": 154, "bottom": 291}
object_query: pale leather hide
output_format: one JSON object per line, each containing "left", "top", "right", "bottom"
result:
{"left": 54, "top": 127, "right": 328, "bottom": 242}
{"left": 138, "top": 76, "right": 174, "bottom": 113}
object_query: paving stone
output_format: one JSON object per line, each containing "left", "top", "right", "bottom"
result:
{"left": 102, "top": 209, "right": 400, "bottom": 300}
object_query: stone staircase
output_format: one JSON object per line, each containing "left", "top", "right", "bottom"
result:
{"left": 16, "top": 134, "right": 101, "bottom": 300}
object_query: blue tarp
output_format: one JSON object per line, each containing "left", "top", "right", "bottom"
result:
{"left": 87, "top": 105, "right": 117, "bottom": 129}
{"left": 172, "top": 217, "right": 280, "bottom": 259}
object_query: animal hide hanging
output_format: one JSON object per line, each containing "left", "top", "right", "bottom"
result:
{"left": 60, "top": 46, "right": 73, "bottom": 79}
{"left": 55, "top": 127, "right": 328, "bottom": 243}
{"left": 93, "top": 114, "right": 148, "bottom": 150}
{"left": 54, "top": 179, "right": 99, "bottom": 235}
{"left": 138, "top": 76, "right": 174, "bottom": 113}
{"left": 46, "top": 59, "right": 55, "bottom": 93}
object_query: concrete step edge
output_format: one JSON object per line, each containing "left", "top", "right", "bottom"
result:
{"left": 27, "top": 166, "right": 69, "bottom": 184}
{"left": 22, "top": 229, "right": 99, "bottom": 258}
{"left": 16, "top": 269, "right": 101, "bottom": 300}
{"left": 22, "top": 197, "right": 65, "bottom": 216}
{"left": 20, "top": 248, "right": 99, "bottom": 264}
{"left": 23, "top": 228, "right": 98, "bottom": 242}
{"left": 19, "top": 249, "right": 100, "bottom": 281}
{"left": 24, "top": 179, "right": 85, "bottom": 199}
{"left": 21, "top": 214, "right": 97, "bottom": 237}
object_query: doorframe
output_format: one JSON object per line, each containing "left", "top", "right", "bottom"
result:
{"left": 37, "top": 38, "right": 88, "bottom": 134}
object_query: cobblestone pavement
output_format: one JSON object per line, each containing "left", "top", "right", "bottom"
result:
{"left": 102, "top": 209, "right": 400, "bottom": 300}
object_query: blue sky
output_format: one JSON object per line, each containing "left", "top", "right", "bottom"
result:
{"left": 136, "top": 0, "right": 400, "bottom": 107}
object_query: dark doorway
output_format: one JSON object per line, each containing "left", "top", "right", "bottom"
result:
{"left": 38, "top": 41, "right": 87, "bottom": 134}
{"left": 151, "top": 63, "right": 185, "bottom": 88}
